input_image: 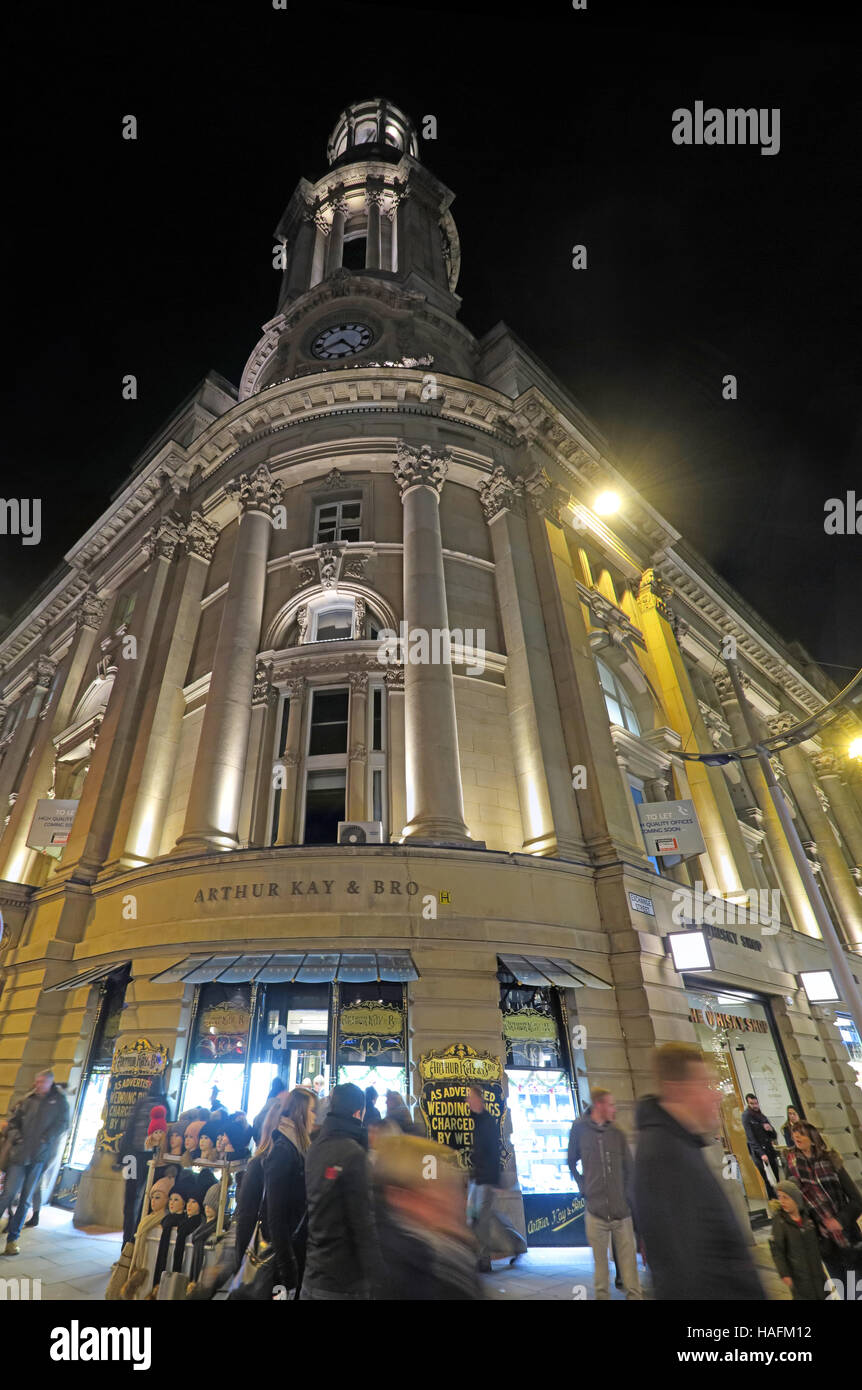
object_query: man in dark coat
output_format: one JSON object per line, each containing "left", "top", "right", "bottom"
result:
{"left": 568, "top": 1088, "right": 641, "bottom": 1299}
{"left": 632, "top": 1043, "right": 764, "bottom": 1301}
{"left": 741, "top": 1094, "right": 781, "bottom": 1200}
{"left": 2, "top": 1071, "right": 70, "bottom": 1254}
{"left": 299, "top": 1082, "right": 379, "bottom": 1300}
{"left": 467, "top": 1082, "right": 527, "bottom": 1273}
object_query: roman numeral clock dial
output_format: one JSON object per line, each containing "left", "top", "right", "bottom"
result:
{"left": 311, "top": 322, "right": 374, "bottom": 359}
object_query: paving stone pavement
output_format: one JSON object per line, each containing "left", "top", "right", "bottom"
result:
{"left": 0, "top": 1204, "right": 788, "bottom": 1302}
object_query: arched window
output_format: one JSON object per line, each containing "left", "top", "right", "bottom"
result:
{"left": 596, "top": 658, "right": 640, "bottom": 735}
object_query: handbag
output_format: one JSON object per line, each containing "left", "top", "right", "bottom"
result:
{"left": 226, "top": 1218, "right": 277, "bottom": 1300}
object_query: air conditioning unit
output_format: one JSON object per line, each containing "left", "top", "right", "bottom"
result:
{"left": 337, "top": 821, "right": 383, "bottom": 845}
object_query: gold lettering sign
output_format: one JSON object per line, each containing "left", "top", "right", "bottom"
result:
{"left": 199, "top": 1003, "right": 250, "bottom": 1038}
{"left": 418, "top": 1043, "right": 503, "bottom": 1085}
{"left": 339, "top": 1004, "right": 403, "bottom": 1036}
{"left": 502, "top": 1009, "right": 558, "bottom": 1042}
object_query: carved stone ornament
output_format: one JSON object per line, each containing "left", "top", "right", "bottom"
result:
{"left": 225, "top": 464, "right": 284, "bottom": 517}
{"left": 349, "top": 670, "right": 369, "bottom": 693}
{"left": 78, "top": 593, "right": 106, "bottom": 632}
{"left": 185, "top": 511, "right": 220, "bottom": 562}
{"left": 282, "top": 750, "right": 301, "bottom": 767}
{"left": 478, "top": 466, "right": 524, "bottom": 523}
{"left": 714, "top": 672, "right": 750, "bottom": 701}
{"left": 321, "top": 468, "right": 345, "bottom": 491}
{"left": 35, "top": 657, "right": 57, "bottom": 687}
{"left": 316, "top": 545, "right": 342, "bottom": 588}
{"left": 353, "top": 599, "right": 366, "bottom": 638}
{"left": 383, "top": 666, "right": 405, "bottom": 690}
{"left": 349, "top": 743, "right": 368, "bottom": 762}
{"left": 767, "top": 712, "right": 798, "bottom": 738}
{"left": 296, "top": 608, "right": 309, "bottom": 643}
{"left": 142, "top": 514, "right": 186, "bottom": 563}
{"left": 811, "top": 751, "right": 839, "bottom": 778}
{"left": 285, "top": 678, "right": 306, "bottom": 701}
{"left": 392, "top": 442, "right": 450, "bottom": 497}
{"left": 252, "top": 660, "right": 274, "bottom": 706}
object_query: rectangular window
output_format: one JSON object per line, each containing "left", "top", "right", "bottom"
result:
{"left": 314, "top": 498, "right": 362, "bottom": 544}
{"left": 304, "top": 769, "right": 346, "bottom": 845}
{"left": 372, "top": 687, "right": 383, "bottom": 751}
{"left": 341, "top": 235, "right": 367, "bottom": 270}
{"left": 372, "top": 769, "right": 383, "bottom": 823}
{"left": 308, "top": 689, "right": 349, "bottom": 756}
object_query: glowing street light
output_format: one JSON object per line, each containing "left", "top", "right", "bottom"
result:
{"left": 594, "top": 490, "right": 621, "bottom": 516}
{"left": 849, "top": 736, "right": 862, "bottom": 760}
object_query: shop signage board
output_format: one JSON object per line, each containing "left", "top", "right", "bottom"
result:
{"left": 628, "top": 892, "right": 655, "bottom": 916}
{"left": 338, "top": 1001, "right": 405, "bottom": 1059}
{"left": 501, "top": 1007, "right": 558, "bottom": 1042}
{"left": 522, "top": 1192, "right": 588, "bottom": 1247}
{"left": 26, "top": 798, "right": 79, "bottom": 849}
{"left": 636, "top": 798, "right": 705, "bottom": 857}
{"left": 418, "top": 1044, "right": 508, "bottom": 1170}
{"left": 195, "top": 993, "right": 250, "bottom": 1061}
{"left": 96, "top": 1038, "right": 170, "bottom": 1154}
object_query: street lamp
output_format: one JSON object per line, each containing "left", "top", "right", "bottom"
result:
{"left": 594, "top": 490, "right": 621, "bottom": 516}
{"left": 849, "top": 736, "right": 862, "bottom": 760}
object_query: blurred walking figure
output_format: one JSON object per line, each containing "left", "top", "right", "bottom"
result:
{"left": 251, "top": 1077, "right": 286, "bottom": 1145}
{"left": 1, "top": 1070, "right": 70, "bottom": 1256}
{"left": 364, "top": 1087, "right": 383, "bottom": 1128}
{"left": 300, "top": 1082, "right": 379, "bottom": 1301}
{"left": 467, "top": 1083, "right": 527, "bottom": 1273}
{"left": 383, "top": 1090, "right": 423, "bottom": 1136}
{"left": 632, "top": 1043, "right": 764, "bottom": 1301}
{"left": 567, "top": 1088, "right": 641, "bottom": 1300}
{"left": 263, "top": 1086, "right": 314, "bottom": 1294}
{"left": 741, "top": 1093, "right": 780, "bottom": 1199}
{"left": 769, "top": 1180, "right": 828, "bottom": 1300}
{"left": 371, "top": 1133, "right": 482, "bottom": 1299}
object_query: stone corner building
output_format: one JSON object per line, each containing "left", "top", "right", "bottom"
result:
{"left": 2, "top": 98, "right": 861, "bottom": 1234}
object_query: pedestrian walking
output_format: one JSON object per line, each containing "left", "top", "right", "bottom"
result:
{"left": 251, "top": 1078, "right": 286, "bottom": 1145}
{"left": 383, "top": 1089, "right": 423, "bottom": 1136}
{"left": 300, "top": 1082, "right": 379, "bottom": 1300}
{"left": 1, "top": 1070, "right": 70, "bottom": 1256}
{"left": 769, "top": 1180, "right": 828, "bottom": 1300}
{"left": 371, "top": 1132, "right": 482, "bottom": 1300}
{"left": 632, "top": 1043, "right": 764, "bottom": 1301}
{"left": 466, "top": 1082, "right": 527, "bottom": 1273}
{"left": 263, "top": 1086, "right": 314, "bottom": 1294}
{"left": 741, "top": 1093, "right": 781, "bottom": 1199}
{"left": 364, "top": 1086, "right": 383, "bottom": 1128}
{"left": 567, "top": 1088, "right": 641, "bottom": 1299}
{"left": 786, "top": 1122, "right": 862, "bottom": 1282}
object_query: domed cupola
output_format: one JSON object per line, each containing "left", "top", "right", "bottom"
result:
{"left": 326, "top": 97, "right": 420, "bottom": 168}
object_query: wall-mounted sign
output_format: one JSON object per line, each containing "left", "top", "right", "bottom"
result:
{"left": 636, "top": 799, "right": 705, "bottom": 857}
{"left": 97, "top": 1038, "right": 169, "bottom": 1154}
{"left": 26, "top": 798, "right": 79, "bottom": 849}
{"left": 339, "top": 1004, "right": 403, "bottom": 1036}
{"left": 418, "top": 1044, "right": 507, "bottom": 1170}
{"left": 502, "top": 1008, "right": 558, "bottom": 1042}
{"left": 628, "top": 892, "right": 655, "bottom": 917}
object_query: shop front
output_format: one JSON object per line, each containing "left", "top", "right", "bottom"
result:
{"left": 497, "top": 958, "right": 586, "bottom": 1247}
{"left": 685, "top": 979, "right": 798, "bottom": 1211}
{"left": 157, "top": 950, "right": 417, "bottom": 1123}
{"left": 835, "top": 1011, "right": 862, "bottom": 1098}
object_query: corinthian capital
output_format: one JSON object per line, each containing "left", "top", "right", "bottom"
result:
{"left": 478, "top": 466, "right": 524, "bottom": 523}
{"left": 142, "top": 515, "right": 186, "bottom": 563}
{"left": 35, "top": 657, "right": 57, "bottom": 688}
{"left": 77, "top": 592, "right": 106, "bottom": 632}
{"left": 714, "top": 672, "right": 750, "bottom": 702}
{"left": 811, "top": 751, "right": 839, "bottom": 778}
{"left": 767, "top": 711, "right": 797, "bottom": 738}
{"left": 225, "top": 464, "right": 284, "bottom": 517}
{"left": 393, "top": 442, "right": 450, "bottom": 498}
{"left": 185, "top": 511, "right": 220, "bottom": 562}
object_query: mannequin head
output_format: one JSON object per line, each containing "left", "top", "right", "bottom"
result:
{"left": 184, "top": 1120, "right": 205, "bottom": 1154}
{"left": 203, "top": 1183, "right": 220, "bottom": 1223}
{"left": 167, "top": 1127, "right": 184, "bottom": 1157}
{"left": 198, "top": 1133, "right": 217, "bottom": 1161}
{"left": 149, "top": 1177, "right": 174, "bottom": 1215}
{"left": 186, "top": 1197, "right": 201, "bottom": 1218}
{"left": 168, "top": 1191, "right": 185, "bottom": 1215}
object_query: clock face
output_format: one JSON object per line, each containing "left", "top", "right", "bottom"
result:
{"left": 311, "top": 323, "right": 374, "bottom": 360}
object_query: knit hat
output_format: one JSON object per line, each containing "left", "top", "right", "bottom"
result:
{"left": 220, "top": 1118, "right": 251, "bottom": 1156}
{"left": 184, "top": 1119, "right": 205, "bottom": 1146}
{"left": 147, "top": 1104, "right": 168, "bottom": 1137}
{"left": 776, "top": 1180, "right": 805, "bottom": 1210}
{"left": 203, "top": 1183, "right": 221, "bottom": 1214}
{"left": 149, "top": 1175, "right": 175, "bottom": 1204}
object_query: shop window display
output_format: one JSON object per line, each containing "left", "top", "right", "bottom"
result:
{"left": 499, "top": 981, "right": 579, "bottom": 1202}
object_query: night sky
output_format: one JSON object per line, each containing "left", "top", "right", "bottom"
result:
{"left": 8, "top": 0, "right": 861, "bottom": 680}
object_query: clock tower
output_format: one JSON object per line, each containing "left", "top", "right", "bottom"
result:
{"left": 239, "top": 97, "right": 479, "bottom": 399}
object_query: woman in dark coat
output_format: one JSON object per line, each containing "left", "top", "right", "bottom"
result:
{"left": 262, "top": 1087, "right": 314, "bottom": 1293}
{"left": 232, "top": 1098, "right": 283, "bottom": 1268}
{"left": 786, "top": 1123, "right": 862, "bottom": 1281}
{"left": 769, "top": 1180, "right": 827, "bottom": 1300}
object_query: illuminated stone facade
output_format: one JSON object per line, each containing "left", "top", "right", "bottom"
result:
{"left": 1, "top": 98, "right": 861, "bottom": 1227}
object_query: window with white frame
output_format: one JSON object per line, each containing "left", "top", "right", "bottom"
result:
{"left": 314, "top": 498, "right": 362, "bottom": 544}
{"left": 302, "top": 687, "right": 349, "bottom": 844}
{"left": 596, "top": 658, "right": 641, "bottom": 735}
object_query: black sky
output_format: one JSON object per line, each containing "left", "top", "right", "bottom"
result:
{"left": 8, "top": 0, "right": 861, "bottom": 678}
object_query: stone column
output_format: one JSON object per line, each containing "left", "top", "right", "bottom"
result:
{"left": 393, "top": 442, "right": 471, "bottom": 844}
{"left": 812, "top": 751, "right": 862, "bottom": 871}
{"left": 274, "top": 677, "right": 306, "bottom": 847}
{"left": 284, "top": 206, "right": 318, "bottom": 300}
{"left": 176, "top": 465, "right": 283, "bottom": 853}
{"left": 715, "top": 674, "right": 820, "bottom": 936}
{"left": 347, "top": 671, "right": 369, "bottom": 820}
{"left": 365, "top": 180, "right": 384, "bottom": 269}
{"left": 240, "top": 661, "right": 279, "bottom": 848}
{"left": 769, "top": 714, "right": 862, "bottom": 950}
{"left": 324, "top": 190, "right": 348, "bottom": 275}
{"left": 479, "top": 467, "right": 582, "bottom": 857}
{"left": 120, "top": 513, "right": 219, "bottom": 866}
{"left": 0, "top": 598, "right": 106, "bottom": 884}
{"left": 385, "top": 668, "right": 406, "bottom": 843}
{"left": 0, "top": 660, "right": 57, "bottom": 828}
